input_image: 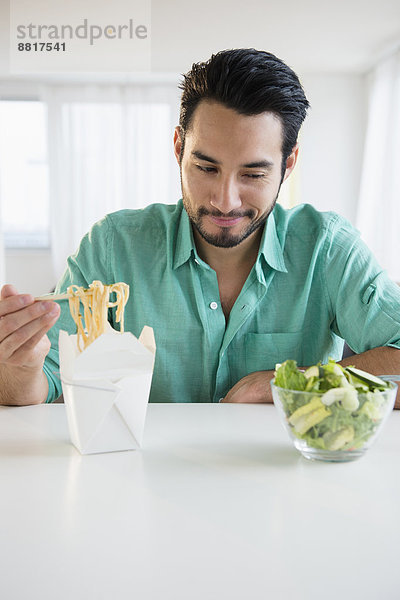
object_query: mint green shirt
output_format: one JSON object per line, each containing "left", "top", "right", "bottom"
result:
{"left": 44, "top": 200, "right": 400, "bottom": 403}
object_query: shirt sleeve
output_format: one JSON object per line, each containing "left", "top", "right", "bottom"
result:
{"left": 44, "top": 216, "right": 111, "bottom": 402}
{"left": 324, "top": 215, "right": 400, "bottom": 354}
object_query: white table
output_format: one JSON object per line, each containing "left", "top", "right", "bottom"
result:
{"left": 0, "top": 403, "right": 399, "bottom": 600}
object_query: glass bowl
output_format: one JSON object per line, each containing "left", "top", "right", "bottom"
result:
{"left": 271, "top": 376, "right": 397, "bottom": 462}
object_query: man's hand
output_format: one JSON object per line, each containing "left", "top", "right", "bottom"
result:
{"left": 221, "top": 370, "right": 275, "bottom": 404}
{"left": 0, "top": 284, "right": 60, "bottom": 369}
{"left": 0, "top": 284, "right": 60, "bottom": 405}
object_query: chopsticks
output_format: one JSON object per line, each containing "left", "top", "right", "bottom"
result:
{"left": 34, "top": 293, "right": 71, "bottom": 301}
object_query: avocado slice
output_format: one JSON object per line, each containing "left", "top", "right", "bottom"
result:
{"left": 323, "top": 426, "right": 355, "bottom": 450}
{"left": 288, "top": 397, "right": 331, "bottom": 435}
{"left": 304, "top": 365, "right": 319, "bottom": 379}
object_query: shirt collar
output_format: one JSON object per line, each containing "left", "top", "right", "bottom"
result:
{"left": 173, "top": 202, "right": 197, "bottom": 269}
{"left": 257, "top": 208, "right": 288, "bottom": 274}
{"left": 173, "top": 201, "right": 288, "bottom": 273}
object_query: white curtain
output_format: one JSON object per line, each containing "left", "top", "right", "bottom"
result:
{"left": 0, "top": 222, "right": 5, "bottom": 287}
{"left": 45, "top": 83, "right": 181, "bottom": 280}
{"left": 0, "top": 138, "right": 6, "bottom": 286}
{"left": 356, "top": 47, "right": 400, "bottom": 282}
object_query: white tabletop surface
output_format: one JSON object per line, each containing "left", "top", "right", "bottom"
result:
{"left": 0, "top": 402, "right": 399, "bottom": 600}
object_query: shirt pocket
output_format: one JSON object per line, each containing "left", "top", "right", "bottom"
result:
{"left": 244, "top": 331, "right": 304, "bottom": 373}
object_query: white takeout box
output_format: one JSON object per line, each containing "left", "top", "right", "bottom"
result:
{"left": 59, "top": 324, "right": 155, "bottom": 454}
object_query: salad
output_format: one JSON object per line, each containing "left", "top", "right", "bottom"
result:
{"left": 273, "top": 359, "right": 394, "bottom": 451}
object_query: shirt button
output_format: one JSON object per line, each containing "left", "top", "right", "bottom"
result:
{"left": 209, "top": 301, "right": 218, "bottom": 310}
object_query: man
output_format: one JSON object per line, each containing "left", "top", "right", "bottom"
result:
{"left": 1, "top": 48, "right": 400, "bottom": 407}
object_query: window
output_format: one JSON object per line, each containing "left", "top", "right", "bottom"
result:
{"left": 0, "top": 100, "right": 50, "bottom": 248}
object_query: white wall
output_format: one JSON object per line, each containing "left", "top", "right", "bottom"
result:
{"left": 300, "top": 73, "right": 367, "bottom": 224}
{"left": 3, "top": 71, "right": 368, "bottom": 291}
{"left": 5, "top": 249, "right": 55, "bottom": 296}
{"left": 0, "top": 228, "right": 5, "bottom": 287}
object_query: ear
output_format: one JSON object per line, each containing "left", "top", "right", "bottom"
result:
{"left": 173, "top": 126, "right": 183, "bottom": 165}
{"left": 282, "top": 144, "right": 299, "bottom": 182}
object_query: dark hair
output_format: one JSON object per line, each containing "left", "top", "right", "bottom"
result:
{"left": 179, "top": 48, "right": 310, "bottom": 171}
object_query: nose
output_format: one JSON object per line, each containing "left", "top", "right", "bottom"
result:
{"left": 210, "top": 175, "right": 242, "bottom": 214}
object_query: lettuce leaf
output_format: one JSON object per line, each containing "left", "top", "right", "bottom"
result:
{"left": 274, "top": 360, "right": 307, "bottom": 391}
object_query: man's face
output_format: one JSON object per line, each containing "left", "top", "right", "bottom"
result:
{"left": 174, "top": 100, "right": 297, "bottom": 249}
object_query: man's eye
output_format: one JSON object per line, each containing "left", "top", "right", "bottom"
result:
{"left": 244, "top": 173, "right": 265, "bottom": 179}
{"left": 196, "top": 165, "right": 217, "bottom": 173}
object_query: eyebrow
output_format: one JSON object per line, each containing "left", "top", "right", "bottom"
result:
{"left": 191, "top": 150, "right": 274, "bottom": 170}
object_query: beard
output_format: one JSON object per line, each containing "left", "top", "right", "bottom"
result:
{"left": 182, "top": 190, "right": 279, "bottom": 249}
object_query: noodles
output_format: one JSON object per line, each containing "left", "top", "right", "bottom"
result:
{"left": 67, "top": 280, "right": 129, "bottom": 351}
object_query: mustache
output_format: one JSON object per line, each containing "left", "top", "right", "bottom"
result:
{"left": 198, "top": 207, "right": 255, "bottom": 219}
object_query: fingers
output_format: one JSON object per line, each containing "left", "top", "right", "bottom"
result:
{"left": 0, "top": 311, "right": 59, "bottom": 366}
{"left": 0, "top": 293, "right": 35, "bottom": 318}
{"left": 0, "top": 284, "right": 35, "bottom": 318}
{"left": 0, "top": 299, "right": 60, "bottom": 366}
{"left": 4, "top": 329, "right": 52, "bottom": 369}
{"left": 0, "top": 299, "right": 59, "bottom": 334}
{"left": 1, "top": 284, "right": 21, "bottom": 300}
